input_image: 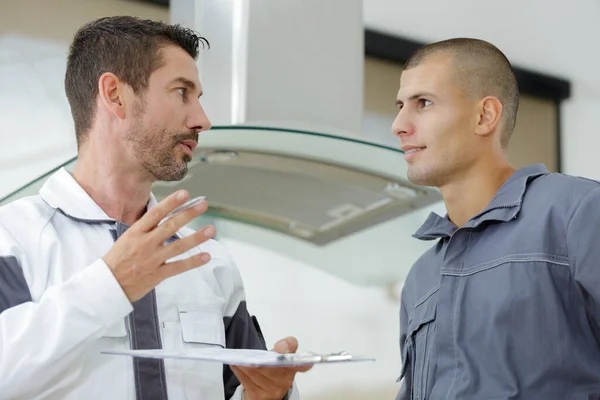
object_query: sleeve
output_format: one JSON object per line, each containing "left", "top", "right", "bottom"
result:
{"left": 220, "top": 248, "right": 299, "bottom": 400}
{"left": 567, "top": 185, "right": 600, "bottom": 326}
{"left": 395, "top": 291, "right": 411, "bottom": 400}
{"left": 0, "top": 224, "right": 133, "bottom": 399}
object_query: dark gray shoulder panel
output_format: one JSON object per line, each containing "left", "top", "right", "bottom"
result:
{"left": 223, "top": 300, "right": 267, "bottom": 399}
{"left": 0, "top": 256, "right": 32, "bottom": 313}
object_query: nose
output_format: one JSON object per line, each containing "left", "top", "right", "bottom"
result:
{"left": 391, "top": 108, "right": 415, "bottom": 138}
{"left": 187, "top": 101, "right": 212, "bottom": 134}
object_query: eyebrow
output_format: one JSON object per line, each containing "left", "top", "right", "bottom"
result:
{"left": 170, "top": 77, "right": 203, "bottom": 98}
{"left": 395, "top": 92, "right": 436, "bottom": 106}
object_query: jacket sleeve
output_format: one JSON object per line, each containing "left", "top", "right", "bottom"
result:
{"left": 220, "top": 248, "right": 300, "bottom": 400}
{"left": 567, "top": 186, "right": 600, "bottom": 327}
{"left": 0, "top": 223, "right": 133, "bottom": 399}
{"left": 395, "top": 292, "right": 411, "bottom": 400}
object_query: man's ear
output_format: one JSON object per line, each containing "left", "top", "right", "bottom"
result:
{"left": 475, "top": 96, "right": 503, "bottom": 137}
{"left": 97, "top": 72, "right": 126, "bottom": 120}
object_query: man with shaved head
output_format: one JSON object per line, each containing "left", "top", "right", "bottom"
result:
{"left": 394, "top": 38, "right": 600, "bottom": 399}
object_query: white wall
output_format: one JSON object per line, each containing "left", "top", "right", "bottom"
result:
{"left": 364, "top": 0, "right": 600, "bottom": 179}
{"left": 223, "top": 237, "right": 404, "bottom": 399}
{"left": 0, "top": 0, "right": 169, "bottom": 198}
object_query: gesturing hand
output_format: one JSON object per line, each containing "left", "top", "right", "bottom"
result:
{"left": 103, "top": 190, "right": 215, "bottom": 302}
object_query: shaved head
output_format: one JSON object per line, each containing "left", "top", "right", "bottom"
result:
{"left": 404, "top": 38, "right": 519, "bottom": 148}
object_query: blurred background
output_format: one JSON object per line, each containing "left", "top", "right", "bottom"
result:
{"left": 0, "top": 0, "right": 595, "bottom": 398}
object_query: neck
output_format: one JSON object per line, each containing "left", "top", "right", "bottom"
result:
{"left": 440, "top": 157, "right": 515, "bottom": 228}
{"left": 72, "top": 137, "right": 155, "bottom": 226}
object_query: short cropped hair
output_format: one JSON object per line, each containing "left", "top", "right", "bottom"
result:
{"left": 405, "top": 38, "right": 519, "bottom": 148}
{"left": 65, "top": 16, "right": 208, "bottom": 146}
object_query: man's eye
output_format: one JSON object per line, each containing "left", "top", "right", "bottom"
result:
{"left": 419, "top": 99, "right": 432, "bottom": 107}
{"left": 177, "top": 88, "right": 186, "bottom": 97}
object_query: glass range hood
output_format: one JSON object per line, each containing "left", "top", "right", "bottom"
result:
{"left": 153, "top": 126, "right": 440, "bottom": 245}
{"left": 0, "top": 125, "right": 443, "bottom": 286}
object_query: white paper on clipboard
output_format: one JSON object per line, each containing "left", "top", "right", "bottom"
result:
{"left": 101, "top": 348, "right": 375, "bottom": 367}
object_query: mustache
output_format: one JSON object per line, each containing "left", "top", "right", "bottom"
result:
{"left": 173, "top": 131, "right": 199, "bottom": 143}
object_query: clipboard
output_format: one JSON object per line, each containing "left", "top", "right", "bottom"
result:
{"left": 158, "top": 196, "right": 206, "bottom": 225}
{"left": 101, "top": 348, "right": 375, "bottom": 367}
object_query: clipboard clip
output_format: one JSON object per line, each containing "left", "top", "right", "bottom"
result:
{"left": 276, "top": 351, "right": 353, "bottom": 363}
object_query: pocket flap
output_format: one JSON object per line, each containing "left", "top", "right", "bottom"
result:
{"left": 178, "top": 305, "right": 225, "bottom": 347}
{"left": 397, "top": 336, "right": 412, "bottom": 382}
{"left": 103, "top": 318, "right": 128, "bottom": 338}
{"left": 407, "top": 294, "right": 437, "bottom": 336}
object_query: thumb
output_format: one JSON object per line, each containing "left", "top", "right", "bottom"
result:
{"left": 273, "top": 336, "right": 298, "bottom": 354}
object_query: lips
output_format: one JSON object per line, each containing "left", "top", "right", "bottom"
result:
{"left": 404, "top": 147, "right": 425, "bottom": 154}
{"left": 402, "top": 145, "right": 426, "bottom": 154}
{"left": 180, "top": 140, "right": 197, "bottom": 153}
{"left": 402, "top": 145, "right": 426, "bottom": 161}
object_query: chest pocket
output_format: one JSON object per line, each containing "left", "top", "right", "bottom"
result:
{"left": 405, "top": 292, "right": 438, "bottom": 400}
{"left": 162, "top": 304, "right": 226, "bottom": 399}
{"left": 178, "top": 304, "right": 226, "bottom": 347}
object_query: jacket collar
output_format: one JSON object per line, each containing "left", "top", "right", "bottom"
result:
{"left": 413, "top": 164, "right": 549, "bottom": 240}
{"left": 39, "top": 167, "right": 159, "bottom": 223}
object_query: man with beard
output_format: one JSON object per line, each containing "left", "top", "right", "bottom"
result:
{"left": 0, "top": 16, "right": 308, "bottom": 400}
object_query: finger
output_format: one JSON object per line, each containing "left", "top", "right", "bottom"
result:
{"left": 132, "top": 190, "right": 189, "bottom": 233}
{"left": 150, "top": 200, "right": 208, "bottom": 244}
{"left": 273, "top": 336, "right": 298, "bottom": 354}
{"left": 233, "top": 365, "right": 292, "bottom": 395}
{"left": 252, "top": 368, "right": 296, "bottom": 396}
{"left": 158, "top": 225, "right": 215, "bottom": 263}
{"left": 159, "top": 252, "right": 211, "bottom": 280}
{"left": 230, "top": 365, "right": 266, "bottom": 394}
{"left": 291, "top": 364, "right": 313, "bottom": 373}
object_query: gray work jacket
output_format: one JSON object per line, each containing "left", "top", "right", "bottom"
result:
{"left": 397, "top": 164, "right": 600, "bottom": 400}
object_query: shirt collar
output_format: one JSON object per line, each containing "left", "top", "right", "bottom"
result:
{"left": 39, "top": 167, "right": 159, "bottom": 222}
{"left": 413, "top": 164, "right": 549, "bottom": 240}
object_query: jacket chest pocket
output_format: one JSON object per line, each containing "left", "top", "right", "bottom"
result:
{"left": 162, "top": 304, "right": 226, "bottom": 398}
{"left": 406, "top": 294, "right": 437, "bottom": 400}
{"left": 177, "top": 304, "right": 226, "bottom": 347}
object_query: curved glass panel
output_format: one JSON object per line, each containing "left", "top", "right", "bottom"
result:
{"left": 0, "top": 125, "right": 444, "bottom": 286}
